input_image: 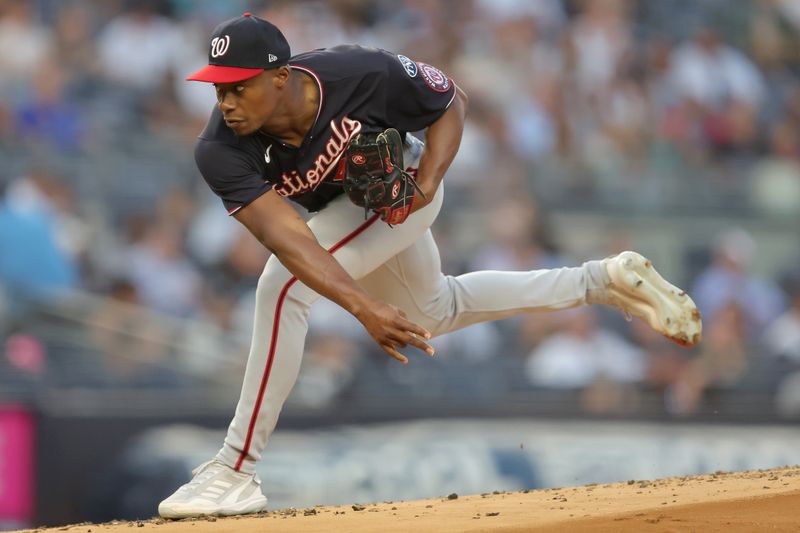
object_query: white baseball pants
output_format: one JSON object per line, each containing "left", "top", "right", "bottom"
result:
{"left": 217, "top": 139, "right": 609, "bottom": 473}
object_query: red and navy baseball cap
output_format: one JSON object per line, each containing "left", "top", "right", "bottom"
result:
{"left": 186, "top": 12, "right": 291, "bottom": 84}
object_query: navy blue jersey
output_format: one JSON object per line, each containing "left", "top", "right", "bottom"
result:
{"left": 195, "top": 45, "right": 457, "bottom": 214}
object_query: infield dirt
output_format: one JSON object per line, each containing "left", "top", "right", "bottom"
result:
{"left": 17, "top": 466, "right": 800, "bottom": 532}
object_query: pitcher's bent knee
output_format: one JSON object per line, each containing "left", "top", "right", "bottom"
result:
{"left": 255, "top": 257, "right": 293, "bottom": 301}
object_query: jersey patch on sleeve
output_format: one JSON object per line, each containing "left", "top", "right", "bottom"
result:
{"left": 417, "top": 62, "right": 450, "bottom": 92}
{"left": 397, "top": 54, "right": 418, "bottom": 78}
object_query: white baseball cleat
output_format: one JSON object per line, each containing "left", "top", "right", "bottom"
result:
{"left": 158, "top": 459, "right": 268, "bottom": 519}
{"left": 593, "top": 251, "right": 702, "bottom": 347}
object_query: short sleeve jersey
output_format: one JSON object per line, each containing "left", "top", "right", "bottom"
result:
{"left": 195, "top": 45, "right": 457, "bottom": 214}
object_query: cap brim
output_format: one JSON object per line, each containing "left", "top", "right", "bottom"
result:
{"left": 186, "top": 65, "right": 264, "bottom": 83}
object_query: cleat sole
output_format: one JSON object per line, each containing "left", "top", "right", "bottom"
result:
{"left": 606, "top": 251, "right": 703, "bottom": 347}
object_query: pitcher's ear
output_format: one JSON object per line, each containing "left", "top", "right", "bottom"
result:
{"left": 272, "top": 66, "right": 290, "bottom": 88}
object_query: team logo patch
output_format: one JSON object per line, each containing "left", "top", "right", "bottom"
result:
{"left": 397, "top": 54, "right": 417, "bottom": 78}
{"left": 418, "top": 62, "right": 450, "bottom": 92}
{"left": 211, "top": 35, "right": 230, "bottom": 58}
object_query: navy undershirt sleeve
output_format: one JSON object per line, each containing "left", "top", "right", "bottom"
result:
{"left": 195, "top": 139, "right": 274, "bottom": 214}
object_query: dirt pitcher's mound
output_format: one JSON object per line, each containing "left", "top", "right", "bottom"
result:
{"left": 19, "top": 466, "right": 800, "bottom": 533}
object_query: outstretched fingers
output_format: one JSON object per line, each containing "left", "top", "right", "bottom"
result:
{"left": 392, "top": 318, "right": 435, "bottom": 356}
{"left": 381, "top": 343, "right": 409, "bottom": 364}
{"left": 360, "top": 302, "right": 435, "bottom": 363}
{"left": 401, "top": 332, "right": 435, "bottom": 356}
{"left": 381, "top": 326, "right": 434, "bottom": 363}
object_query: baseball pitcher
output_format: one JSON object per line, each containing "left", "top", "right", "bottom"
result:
{"left": 158, "top": 13, "right": 702, "bottom": 518}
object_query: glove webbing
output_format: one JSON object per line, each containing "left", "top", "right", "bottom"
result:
{"left": 357, "top": 130, "right": 426, "bottom": 222}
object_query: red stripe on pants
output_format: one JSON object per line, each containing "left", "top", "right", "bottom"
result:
{"left": 234, "top": 213, "right": 380, "bottom": 471}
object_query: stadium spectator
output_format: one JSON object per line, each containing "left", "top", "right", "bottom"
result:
{"left": 763, "top": 271, "right": 800, "bottom": 365}
{"left": 669, "top": 26, "right": 765, "bottom": 151}
{"left": 87, "top": 278, "right": 183, "bottom": 388}
{"left": 568, "top": 0, "right": 632, "bottom": 97}
{"left": 749, "top": 120, "right": 800, "bottom": 215}
{"left": 14, "top": 60, "right": 86, "bottom": 153}
{"left": 666, "top": 301, "right": 750, "bottom": 416}
{"left": 0, "top": 0, "right": 53, "bottom": 95}
{"left": 124, "top": 221, "right": 202, "bottom": 318}
{"left": 691, "top": 228, "right": 786, "bottom": 336}
{"left": 524, "top": 307, "right": 646, "bottom": 389}
{"left": 0, "top": 171, "right": 79, "bottom": 296}
{"left": 97, "top": 0, "right": 182, "bottom": 92}
{"left": 628, "top": 319, "right": 691, "bottom": 402}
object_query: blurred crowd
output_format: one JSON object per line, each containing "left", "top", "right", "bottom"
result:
{"left": 2, "top": 0, "right": 800, "bottom": 420}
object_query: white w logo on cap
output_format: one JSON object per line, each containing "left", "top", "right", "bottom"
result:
{"left": 211, "top": 35, "right": 230, "bottom": 58}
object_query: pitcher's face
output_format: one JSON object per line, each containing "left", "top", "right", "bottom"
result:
{"left": 214, "top": 69, "right": 286, "bottom": 136}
